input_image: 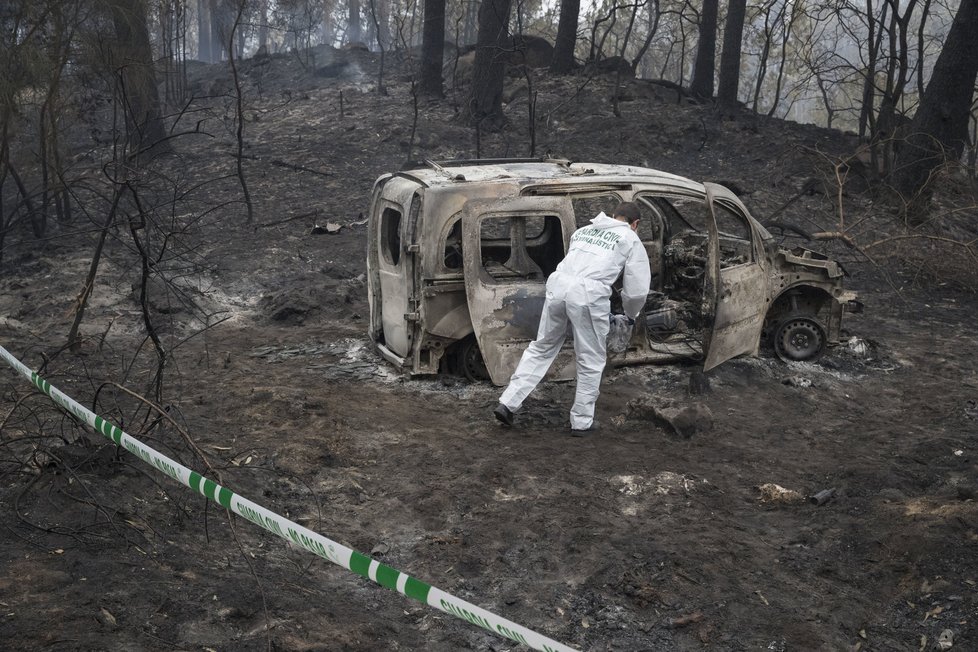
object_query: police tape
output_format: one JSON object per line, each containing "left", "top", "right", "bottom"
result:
{"left": 0, "top": 344, "right": 578, "bottom": 652}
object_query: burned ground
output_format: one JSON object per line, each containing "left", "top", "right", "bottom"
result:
{"left": 1, "top": 46, "right": 978, "bottom": 651}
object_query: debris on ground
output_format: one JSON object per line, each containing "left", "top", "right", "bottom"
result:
{"left": 756, "top": 483, "right": 805, "bottom": 504}
{"left": 809, "top": 487, "right": 838, "bottom": 505}
{"left": 938, "top": 628, "right": 954, "bottom": 650}
{"left": 846, "top": 337, "right": 871, "bottom": 358}
{"left": 783, "top": 376, "right": 813, "bottom": 388}
{"left": 626, "top": 398, "right": 713, "bottom": 438}
{"left": 665, "top": 611, "right": 704, "bottom": 628}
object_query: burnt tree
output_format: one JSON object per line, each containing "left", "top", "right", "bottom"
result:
{"left": 419, "top": 0, "right": 446, "bottom": 96}
{"left": 210, "top": 0, "right": 233, "bottom": 61}
{"left": 197, "top": 0, "right": 213, "bottom": 61}
{"left": 689, "top": 0, "right": 718, "bottom": 99}
{"left": 892, "top": 0, "right": 978, "bottom": 209}
{"left": 550, "top": 0, "right": 581, "bottom": 74}
{"left": 374, "top": 0, "right": 391, "bottom": 50}
{"left": 463, "top": 0, "right": 513, "bottom": 129}
{"left": 348, "top": 0, "right": 362, "bottom": 43}
{"left": 717, "top": 0, "right": 747, "bottom": 109}
{"left": 110, "top": 0, "right": 170, "bottom": 156}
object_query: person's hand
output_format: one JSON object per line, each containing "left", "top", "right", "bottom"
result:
{"left": 610, "top": 314, "right": 636, "bottom": 326}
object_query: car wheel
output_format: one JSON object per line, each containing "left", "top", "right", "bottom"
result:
{"left": 454, "top": 336, "right": 490, "bottom": 381}
{"left": 773, "top": 316, "right": 826, "bottom": 362}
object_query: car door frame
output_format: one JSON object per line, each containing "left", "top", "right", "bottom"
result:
{"left": 460, "top": 196, "right": 577, "bottom": 386}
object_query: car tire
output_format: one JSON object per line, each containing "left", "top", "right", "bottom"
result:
{"left": 772, "top": 316, "right": 826, "bottom": 362}
{"left": 453, "top": 335, "right": 490, "bottom": 381}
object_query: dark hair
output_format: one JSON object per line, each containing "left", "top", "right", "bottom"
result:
{"left": 613, "top": 201, "right": 641, "bottom": 223}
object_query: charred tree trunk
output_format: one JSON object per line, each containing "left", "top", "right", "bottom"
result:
{"left": 717, "top": 0, "right": 747, "bottom": 109}
{"left": 632, "top": 0, "right": 661, "bottom": 74}
{"left": 462, "top": 0, "right": 478, "bottom": 45}
{"left": 110, "top": 0, "right": 170, "bottom": 157}
{"left": 550, "top": 0, "right": 581, "bottom": 74}
{"left": 209, "top": 0, "right": 228, "bottom": 61}
{"left": 892, "top": 0, "right": 978, "bottom": 211}
{"left": 67, "top": 185, "right": 126, "bottom": 352}
{"left": 258, "top": 0, "right": 269, "bottom": 51}
{"left": 127, "top": 185, "right": 167, "bottom": 402}
{"left": 229, "top": 0, "right": 253, "bottom": 223}
{"left": 611, "top": 0, "right": 640, "bottom": 117}
{"left": 765, "top": 0, "right": 798, "bottom": 118}
{"left": 689, "top": 0, "right": 718, "bottom": 99}
{"left": 875, "top": 0, "right": 918, "bottom": 175}
{"left": 376, "top": 0, "right": 391, "bottom": 50}
{"left": 367, "top": 0, "right": 388, "bottom": 93}
{"left": 419, "top": 0, "right": 446, "bottom": 96}
{"left": 197, "top": 0, "right": 212, "bottom": 61}
{"left": 7, "top": 163, "right": 41, "bottom": 238}
{"left": 591, "top": 4, "right": 617, "bottom": 63}
{"left": 322, "top": 0, "right": 338, "bottom": 46}
{"left": 859, "top": 0, "right": 889, "bottom": 140}
{"left": 348, "top": 0, "right": 362, "bottom": 43}
{"left": 916, "top": 0, "right": 933, "bottom": 100}
{"left": 751, "top": 0, "right": 783, "bottom": 113}
{"left": 463, "top": 0, "right": 513, "bottom": 130}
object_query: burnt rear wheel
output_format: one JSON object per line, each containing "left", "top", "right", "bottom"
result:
{"left": 452, "top": 336, "right": 490, "bottom": 381}
{"left": 773, "top": 316, "right": 826, "bottom": 362}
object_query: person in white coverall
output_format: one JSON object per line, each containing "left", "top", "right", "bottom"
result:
{"left": 494, "top": 202, "right": 651, "bottom": 434}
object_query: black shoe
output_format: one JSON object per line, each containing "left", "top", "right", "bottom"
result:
{"left": 570, "top": 421, "right": 600, "bottom": 436}
{"left": 494, "top": 403, "right": 515, "bottom": 427}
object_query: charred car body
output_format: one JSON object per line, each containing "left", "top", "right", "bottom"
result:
{"left": 367, "top": 159, "right": 860, "bottom": 385}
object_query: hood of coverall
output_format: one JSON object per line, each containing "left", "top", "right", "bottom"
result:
{"left": 590, "top": 212, "right": 632, "bottom": 231}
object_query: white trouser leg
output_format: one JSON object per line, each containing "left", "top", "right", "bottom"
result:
{"left": 567, "top": 288, "right": 611, "bottom": 430}
{"left": 499, "top": 292, "right": 569, "bottom": 411}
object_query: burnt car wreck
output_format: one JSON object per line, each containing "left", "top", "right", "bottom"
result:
{"left": 367, "top": 159, "right": 861, "bottom": 385}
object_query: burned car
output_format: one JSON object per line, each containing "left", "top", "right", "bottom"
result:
{"left": 367, "top": 159, "right": 860, "bottom": 385}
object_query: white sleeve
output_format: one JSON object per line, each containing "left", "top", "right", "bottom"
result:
{"left": 620, "top": 238, "right": 652, "bottom": 319}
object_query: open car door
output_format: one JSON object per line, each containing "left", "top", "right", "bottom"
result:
{"left": 371, "top": 180, "right": 419, "bottom": 361}
{"left": 701, "top": 183, "right": 769, "bottom": 371}
{"left": 461, "top": 196, "right": 577, "bottom": 386}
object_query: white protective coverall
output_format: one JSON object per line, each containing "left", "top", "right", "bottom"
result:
{"left": 498, "top": 212, "right": 652, "bottom": 430}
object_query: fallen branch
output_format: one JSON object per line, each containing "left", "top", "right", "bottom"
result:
{"left": 809, "top": 231, "right": 858, "bottom": 248}
{"left": 94, "top": 381, "right": 216, "bottom": 474}
{"left": 269, "top": 158, "right": 333, "bottom": 178}
{"left": 666, "top": 611, "right": 704, "bottom": 628}
{"left": 0, "top": 393, "right": 35, "bottom": 434}
{"left": 765, "top": 178, "right": 821, "bottom": 221}
{"left": 257, "top": 209, "right": 321, "bottom": 229}
{"left": 236, "top": 153, "right": 333, "bottom": 178}
{"left": 227, "top": 515, "right": 272, "bottom": 651}
{"left": 863, "top": 233, "right": 978, "bottom": 263}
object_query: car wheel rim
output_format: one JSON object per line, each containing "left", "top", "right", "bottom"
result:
{"left": 775, "top": 318, "right": 825, "bottom": 362}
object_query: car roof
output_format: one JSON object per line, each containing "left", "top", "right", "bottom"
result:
{"left": 395, "top": 159, "right": 705, "bottom": 194}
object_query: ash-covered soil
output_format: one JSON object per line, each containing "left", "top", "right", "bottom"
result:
{"left": 1, "top": 46, "right": 977, "bottom": 651}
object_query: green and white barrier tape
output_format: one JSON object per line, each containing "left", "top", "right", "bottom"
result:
{"left": 0, "top": 344, "right": 578, "bottom": 652}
